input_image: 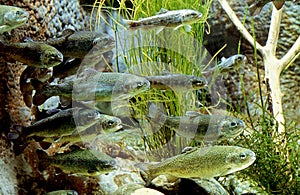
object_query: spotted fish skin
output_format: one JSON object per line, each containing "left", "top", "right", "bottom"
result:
{"left": 0, "top": 5, "right": 29, "bottom": 33}
{"left": 145, "top": 74, "right": 207, "bottom": 91}
{"left": 32, "top": 72, "right": 150, "bottom": 105}
{"left": 37, "top": 145, "right": 116, "bottom": 176}
{"left": 125, "top": 9, "right": 202, "bottom": 31}
{"left": 0, "top": 40, "right": 63, "bottom": 68}
{"left": 138, "top": 146, "right": 256, "bottom": 185}
{"left": 47, "top": 30, "right": 115, "bottom": 59}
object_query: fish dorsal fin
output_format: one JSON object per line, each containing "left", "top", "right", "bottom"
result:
{"left": 59, "top": 28, "right": 76, "bottom": 38}
{"left": 156, "top": 8, "right": 169, "bottom": 15}
{"left": 181, "top": 146, "right": 197, "bottom": 154}
{"left": 23, "top": 37, "right": 34, "bottom": 42}
{"left": 185, "top": 111, "right": 202, "bottom": 118}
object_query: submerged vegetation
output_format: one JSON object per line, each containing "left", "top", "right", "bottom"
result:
{"left": 89, "top": 0, "right": 299, "bottom": 193}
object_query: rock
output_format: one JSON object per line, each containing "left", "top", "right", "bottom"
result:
{"left": 97, "top": 170, "right": 145, "bottom": 195}
{"left": 113, "top": 183, "right": 164, "bottom": 195}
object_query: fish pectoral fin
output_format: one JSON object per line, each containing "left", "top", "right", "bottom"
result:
{"left": 60, "top": 28, "right": 76, "bottom": 38}
{"left": 156, "top": 27, "right": 165, "bottom": 34}
{"left": 173, "top": 24, "right": 184, "bottom": 31}
{"left": 181, "top": 146, "right": 197, "bottom": 154}
{"left": 184, "top": 25, "right": 192, "bottom": 33}
{"left": 185, "top": 111, "right": 202, "bottom": 118}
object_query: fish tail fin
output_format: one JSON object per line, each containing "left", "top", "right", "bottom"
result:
{"left": 135, "top": 162, "right": 155, "bottom": 186}
{"left": 146, "top": 102, "right": 166, "bottom": 124}
{"left": 31, "top": 79, "right": 50, "bottom": 105}
{"left": 36, "top": 149, "right": 50, "bottom": 172}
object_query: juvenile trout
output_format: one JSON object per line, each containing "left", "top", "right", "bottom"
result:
{"left": 124, "top": 8, "right": 202, "bottom": 32}
{"left": 44, "top": 114, "right": 122, "bottom": 144}
{"left": 32, "top": 71, "right": 150, "bottom": 105}
{"left": 148, "top": 104, "right": 244, "bottom": 142}
{"left": 0, "top": 40, "right": 63, "bottom": 68}
{"left": 203, "top": 54, "right": 247, "bottom": 78}
{"left": 37, "top": 145, "right": 116, "bottom": 175}
{"left": 8, "top": 108, "right": 102, "bottom": 140}
{"left": 145, "top": 74, "right": 207, "bottom": 91}
{"left": 138, "top": 146, "right": 256, "bottom": 185}
{"left": 0, "top": 5, "right": 29, "bottom": 33}
{"left": 47, "top": 29, "right": 115, "bottom": 59}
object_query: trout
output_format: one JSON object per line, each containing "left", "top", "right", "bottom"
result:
{"left": 0, "top": 5, "right": 29, "bottom": 33}
{"left": 137, "top": 146, "right": 256, "bottom": 185}
{"left": 37, "top": 145, "right": 116, "bottom": 176}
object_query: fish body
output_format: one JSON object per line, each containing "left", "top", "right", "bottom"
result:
{"left": 0, "top": 5, "right": 29, "bottom": 33}
{"left": 247, "top": 0, "right": 298, "bottom": 15}
{"left": 32, "top": 72, "right": 150, "bottom": 105}
{"left": 145, "top": 74, "right": 207, "bottom": 91}
{"left": 203, "top": 54, "right": 247, "bottom": 78}
{"left": 47, "top": 30, "right": 115, "bottom": 59}
{"left": 0, "top": 40, "right": 63, "bottom": 68}
{"left": 37, "top": 145, "right": 116, "bottom": 175}
{"left": 9, "top": 108, "right": 102, "bottom": 140}
{"left": 138, "top": 146, "right": 256, "bottom": 184}
{"left": 44, "top": 114, "right": 122, "bottom": 144}
{"left": 148, "top": 104, "right": 244, "bottom": 142}
{"left": 45, "top": 190, "right": 78, "bottom": 195}
{"left": 125, "top": 9, "right": 202, "bottom": 32}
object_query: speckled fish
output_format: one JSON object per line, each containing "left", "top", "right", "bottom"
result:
{"left": 203, "top": 54, "right": 247, "bottom": 78}
{"left": 32, "top": 71, "right": 150, "bottom": 106}
{"left": 137, "top": 146, "right": 256, "bottom": 185}
{"left": 145, "top": 74, "right": 207, "bottom": 91}
{"left": 247, "top": 0, "right": 299, "bottom": 15}
{"left": 44, "top": 114, "right": 122, "bottom": 144}
{"left": 37, "top": 145, "right": 116, "bottom": 176}
{"left": 45, "top": 190, "right": 78, "bottom": 195}
{"left": 0, "top": 39, "right": 63, "bottom": 68}
{"left": 8, "top": 108, "right": 102, "bottom": 140}
{"left": 47, "top": 29, "right": 115, "bottom": 59}
{"left": 0, "top": 5, "right": 29, "bottom": 33}
{"left": 148, "top": 103, "right": 244, "bottom": 142}
{"left": 124, "top": 8, "right": 202, "bottom": 32}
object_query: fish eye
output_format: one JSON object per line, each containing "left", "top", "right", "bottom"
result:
{"left": 240, "top": 152, "right": 247, "bottom": 159}
{"left": 136, "top": 82, "right": 145, "bottom": 88}
{"left": 107, "top": 120, "right": 115, "bottom": 126}
{"left": 230, "top": 121, "right": 237, "bottom": 127}
{"left": 16, "top": 11, "right": 20, "bottom": 15}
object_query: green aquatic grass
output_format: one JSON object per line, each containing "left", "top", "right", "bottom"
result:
{"left": 90, "top": 0, "right": 213, "bottom": 157}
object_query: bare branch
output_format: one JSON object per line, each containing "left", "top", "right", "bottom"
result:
{"left": 279, "top": 36, "right": 300, "bottom": 71}
{"left": 217, "top": 0, "right": 263, "bottom": 53}
{"left": 265, "top": 4, "right": 283, "bottom": 55}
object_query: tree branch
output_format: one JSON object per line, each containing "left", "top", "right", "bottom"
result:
{"left": 217, "top": 0, "right": 263, "bottom": 53}
{"left": 279, "top": 36, "right": 300, "bottom": 71}
{"left": 264, "top": 4, "right": 283, "bottom": 55}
